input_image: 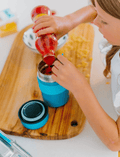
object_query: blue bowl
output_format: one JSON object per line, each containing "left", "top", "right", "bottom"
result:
{"left": 18, "top": 100, "right": 49, "bottom": 130}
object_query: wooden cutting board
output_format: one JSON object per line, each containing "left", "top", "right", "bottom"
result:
{"left": 0, "top": 24, "right": 87, "bottom": 140}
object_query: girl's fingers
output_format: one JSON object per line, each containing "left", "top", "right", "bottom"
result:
{"left": 52, "top": 66, "right": 59, "bottom": 75}
{"left": 33, "top": 22, "right": 51, "bottom": 33}
{"left": 51, "top": 73, "right": 57, "bottom": 81}
{"left": 35, "top": 27, "right": 54, "bottom": 37}
{"left": 33, "top": 16, "right": 53, "bottom": 28}
{"left": 53, "top": 60, "right": 63, "bottom": 69}
{"left": 34, "top": 16, "right": 50, "bottom": 24}
{"left": 57, "top": 54, "right": 69, "bottom": 65}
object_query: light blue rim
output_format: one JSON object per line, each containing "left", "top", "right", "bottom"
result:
{"left": 21, "top": 101, "right": 45, "bottom": 122}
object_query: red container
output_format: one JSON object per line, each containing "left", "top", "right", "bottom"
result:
{"left": 31, "top": 5, "right": 58, "bottom": 66}
{"left": 35, "top": 34, "right": 57, "bottom": 64}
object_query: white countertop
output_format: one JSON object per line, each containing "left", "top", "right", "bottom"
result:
{"left": 0, "top": 0, "right": 118, "bottom": 156}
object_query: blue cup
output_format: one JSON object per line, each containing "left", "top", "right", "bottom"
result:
{"left": 37, "top": 60, "right": 69, "bottom": 108}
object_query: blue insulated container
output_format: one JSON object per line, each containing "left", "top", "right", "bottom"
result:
{"left": 18, "top": 100, "right": 49, "bottom": 130}
{"left": 37, "top": 60, "right": 69, "bottom": 108}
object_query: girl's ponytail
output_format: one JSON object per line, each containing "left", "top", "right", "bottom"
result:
{"left": 103, "top": 46, "right": 120, "bottom": 78}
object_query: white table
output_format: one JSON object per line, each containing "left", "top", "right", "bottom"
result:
{"left": 0, "top": 0, "right": 118, "bottom": 156}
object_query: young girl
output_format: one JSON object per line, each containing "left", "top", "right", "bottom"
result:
{"left": 33, "top": 0, "right": 120, "bottom": 151}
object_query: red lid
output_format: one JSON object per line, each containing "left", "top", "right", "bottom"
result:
{"left": 31, "top": 5, "right": 51, "bottom": 19}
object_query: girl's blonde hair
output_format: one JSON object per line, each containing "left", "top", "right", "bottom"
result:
{"left": 91, "top": 0, "right": 120, "bottom": 78}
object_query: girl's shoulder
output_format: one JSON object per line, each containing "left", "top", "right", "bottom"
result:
{"left": 98, "top": 38, "right": 112, "bottom": 55}
{"left": 99, "top": 38, "right": 120, "bottom": 116}
{"left": 98, "top": 38, "right": 112, "bottom": 67}
{"left": 98, "top": 38, "right": 120, "bottom": 67}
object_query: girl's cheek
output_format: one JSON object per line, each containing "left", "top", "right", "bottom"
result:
{"left": 102, "top": 27, "right": 110, "bottom": 37}
{"left": 103, "top": 26, "right": 112, "bottom": 36}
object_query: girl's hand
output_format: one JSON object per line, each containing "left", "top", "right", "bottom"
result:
{"left": 32, "top": 15, "right": 70, "bottom": 40}
{"left": 51, "top": 55, "right": 86, "bottom": 93}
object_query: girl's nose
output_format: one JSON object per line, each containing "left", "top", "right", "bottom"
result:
{"left": 93, "top": 16, "right": 101, "bottom": 28}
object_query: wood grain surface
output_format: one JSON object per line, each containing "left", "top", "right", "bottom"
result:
{"left": 0, "top": 24, "right": 94, "bottom": 140}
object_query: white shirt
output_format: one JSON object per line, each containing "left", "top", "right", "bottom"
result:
{"left": 99, "top": 38, "right": 120, "bottom": 116}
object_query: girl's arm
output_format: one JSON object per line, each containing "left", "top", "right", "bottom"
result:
{"left": 73, "top": 79, "right": 120, "bottom": 151}
{"left": 52, "top": 55, "right": 120, "bottom": 151}
{"left": 65, "top": 5, "right": 97, "bottom": 32}
{"left": 33, "top": 5, "right": 97, "bottom": 39}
